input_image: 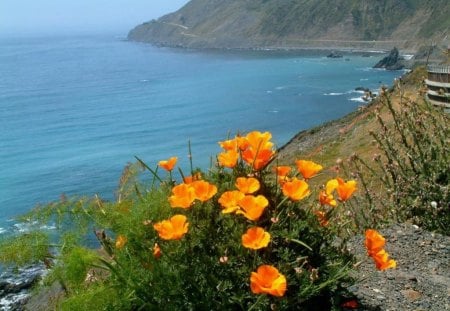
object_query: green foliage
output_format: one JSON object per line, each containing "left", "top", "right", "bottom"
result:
{"left": 0, "top": 232, "right": 49, "bottom": 266}
{"left": 0, "top": 131, "right": 365, "bottom": 310}
{"left": 351, "top": 85, "right": 450, "bottom": 234}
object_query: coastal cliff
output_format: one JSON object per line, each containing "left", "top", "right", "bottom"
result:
{"left": 128, "top": 0, "right": 450, "bottom": 51}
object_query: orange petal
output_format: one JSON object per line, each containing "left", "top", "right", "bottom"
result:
{"left": 336, "top": 178, "right": 357, "bottom": 201}
{"left": 217, "top": 149, "right": 239, "bottom": 168}
{"left": 158, "top": 156, "right": 178, "bottom": 171}
{"left": 236, "top": 177, "right": 260, "bottom": 194}
{"left": 218, "top": 190, "right": 245, "bottom": 213}
{"left": 282, "top": 177, "right": 310, "bottom": 201}
{"left": 242, "top": 227, "right": 271, "bottom": 250}
{"left": 250, "top": 265, "right": 287, "bottom": 297}
{"left": 168, "top": 183, "right": 196, "bottom": 209}
{"left": 191, "top": 180, "right": 217, "bottom": 202}
{"left": 296, "top": 160, "right": 323, "bottom": 179}
{"left": 365, "top": 229, "right": 386, "bottom": 255}
{"left": 236, "top": 195, "right": 268, "bottom": 221}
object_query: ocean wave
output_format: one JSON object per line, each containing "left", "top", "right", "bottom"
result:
{"left": 0, "top": 227, "right": 6, "bottom": 235}
{"left": 323, "top": 92, "right": 344, "bottom": 96}
{"left": 0, "top": 292, "right": 30, "bottom": 310}
{"left": 349, "top": 97, "right": 366, "bottom": 103}
{"left": 12, "top": 221, "right": 56, "bottom": 233}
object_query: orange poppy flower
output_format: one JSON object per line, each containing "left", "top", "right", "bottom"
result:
{"left": 318, "top": 190, "right": 337, "bottom": 207}
{"left": 241, "top": 227, "right": 271, "bottom": 250}
{"left": 218, "top": 190, "right": 245, "bottom": 214}
{"left": 115, "top": 235, "right": 127, "bottom": 250}
{"left": 218, "top": 149, "right": 239, "bottom": 168}
{"left": 295, "top": 160, "right": 323, "bottom": 179}
{"left": 218, "top": 138, "right": 238, "bottom": 151}
{"left": 236, "top": 135, "right": 250, "bottom": 150}
{"left": 245, "top": 131, "right": 274, "bottom": 151}
{"left": 325, "top": 179, "right": 339, "bottom": 194}
{"left": 168, "top": 183, "right": 196, "bottom": 209}
{"left": 236, "top": 177, "right": 260, "bottom": 194}
{"left": 282, "top": 177, "right": 310, "bottom": 201}
{"left": 158, "top": 156, "right": 178, "bottom": 171}
{"left": 250, "top": 265, "right": 287, "bottom": 297}
{"left": 314, "top": 210, "right": 329, "bottom": 227}
{"left": 371, "top": 249, "right": 397, "bottom": 270}
{"left": 153, "top": 243, "right": 162, "bottom": 259}
{"left": 191, "top": 180, "right": 217, "bottom": 202}
{"left": 153, "top": 214, "right": 189, "bottom": 240}
{"left": 236, "top": 195, "right": 268, "bottom": 221}
{"left": 274, "top": 166, "right": 292, "bottom": 177}
{"left": 365, "top": 229, "right": 386, "bottom": 256}
{"left": 242, "top": 148, "right": 275, "bottom": 170}
{"left": 336, "top": 177, "right": 357, "bottom": 201}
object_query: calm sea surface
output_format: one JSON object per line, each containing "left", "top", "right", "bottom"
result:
{"left": 0, "top": 34, "right": 401, "bottom": 232}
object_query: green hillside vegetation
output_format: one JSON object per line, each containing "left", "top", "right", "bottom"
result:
{"left": 0, "top": 67, "right": 448, "bottom": 310}
{"left": 128, "top": 0, "right": 450, "bottom": 50}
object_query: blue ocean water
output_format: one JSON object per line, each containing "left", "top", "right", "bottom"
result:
{"left": 0, "top": 34, "right": 401, "bottom": 232}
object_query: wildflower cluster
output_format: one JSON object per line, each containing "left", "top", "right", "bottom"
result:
{"left": 0, "top": 130, "right": 396, "bottom": 310}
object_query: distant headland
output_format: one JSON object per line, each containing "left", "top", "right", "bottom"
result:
{"left": 127, "top": 0, "right": 450, "bottom": 57}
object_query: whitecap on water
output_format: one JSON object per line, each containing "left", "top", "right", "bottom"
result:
{"left": 349, "top": 97, "right": 366, "bottom": 103}
{"left": 323, "top": 92, "right": 344, "bottom": 96}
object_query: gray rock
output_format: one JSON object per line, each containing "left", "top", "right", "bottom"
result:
{"left": 348, "top": 223, "right": 450, "bottom": 311}
{"left": 373, "top": 48, "right": 404, "bottom": 70}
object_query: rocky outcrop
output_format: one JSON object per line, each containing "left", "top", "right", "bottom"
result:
{"left": 0, "top": 265, "right": 43, "bottom": 310}
{"left": 373, "top": 47, "right": 405, "bottom": 70}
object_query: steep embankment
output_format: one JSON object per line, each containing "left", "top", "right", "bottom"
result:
{"left": 128, "top": 0, "right": 450, "bottom": 50}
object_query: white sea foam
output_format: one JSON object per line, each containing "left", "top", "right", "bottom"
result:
{"left": 40, "top": 224, "right": 57, "bottom": 230}
{"left": 402, "top": 54, "right": 414, "bottom": 60}
{"left": 349, "top": 97, "right": 366, "bottom": 103}
{"left": 324, "top": 92, "right": 344, "bottom": 96}
{"left": 0, "top": 292, "right": 30, "bottom": 310}
{"left": 0, "top": 227, "right": 6, "bottom": 234}
{"left": 360, "top": 78, "right": 369, "bottom": 81}
{"left": 13, "top": 221, "right": 38, "bottom": 233}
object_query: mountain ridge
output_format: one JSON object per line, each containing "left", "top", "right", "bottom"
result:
{"left": 128, "top": 0, "right": 450, "bottom": 51}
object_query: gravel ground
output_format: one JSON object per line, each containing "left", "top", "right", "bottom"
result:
{"left": 347, "top": 223, "right": 450, "bottom": 311}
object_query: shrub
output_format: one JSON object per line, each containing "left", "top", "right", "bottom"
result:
{"left": 349, "top": 86, "right": 450, "bottom": 234}
{"left": 0, "top": 130, "right": 396, "bottom": 310}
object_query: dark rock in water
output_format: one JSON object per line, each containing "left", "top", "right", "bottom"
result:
{"left": 0, "top": 265, "right": 44, "bottom": 310}
{"left": 327, "top": 51, "right": 343, "bottom": 58}
{"left": 355, "top": 86, "right": 370, "bottom": 92}
{"left": 373, "top": 47, "right": 404, "bottom": 70}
